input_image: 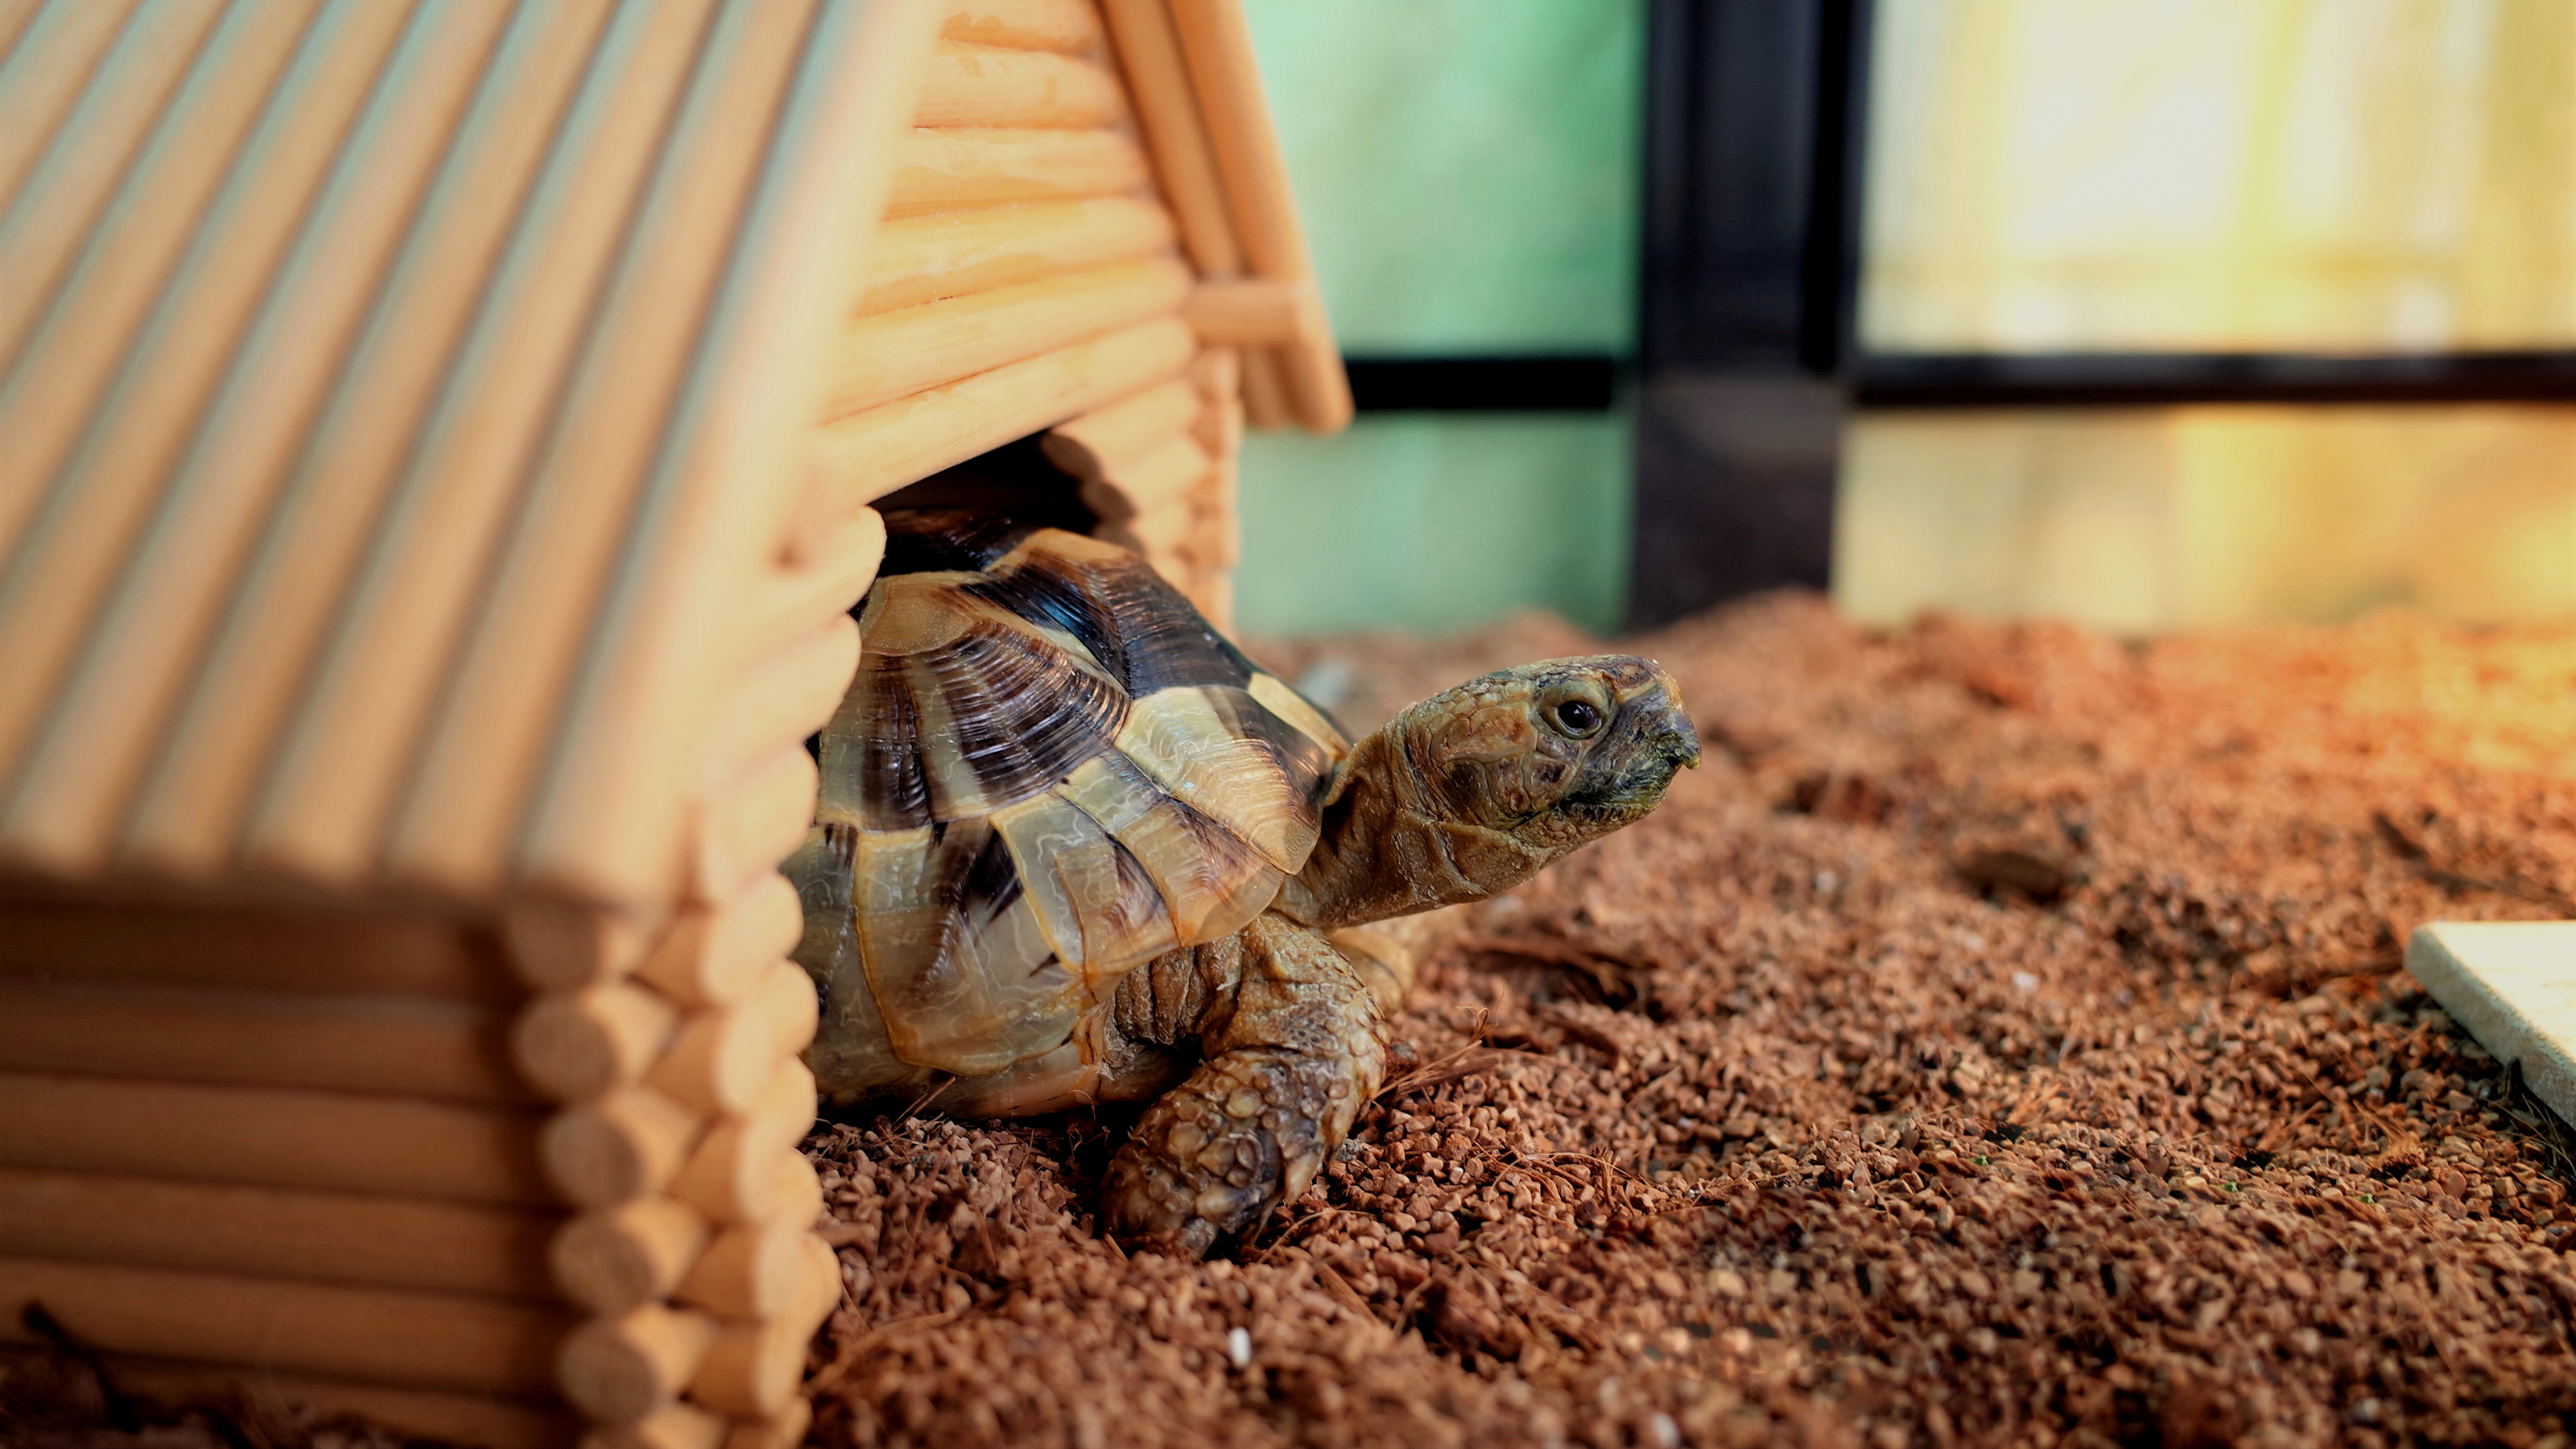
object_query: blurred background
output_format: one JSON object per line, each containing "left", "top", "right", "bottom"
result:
{"left": 1232, "top": 0, "right": 2576, "bottom": 639}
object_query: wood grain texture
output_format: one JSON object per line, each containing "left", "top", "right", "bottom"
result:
{"left": 551, "top": 1197, "right": 712, "bottom": 1315}
{"left": 0, "top": 978, "right": 526, "bottom": 1103}
{"left": 0, "top": 903, "right": 516, "bottom": 999}
{"left": 683, "top": 1236, "right": 840, "bottom": 1416}
{"left": 691, "top": 746, "right": 824, "bottom": 907}
{"left": 1094, "top": 0, "right": 1237, "bottom": 275}
{"left": 0, "top": 0, "right": 229, "bottom": 358}
{"left": 1164, "top": 0, "right": 1350, "bottom": 431}
{"left": 914, "top": 40, "right": 1121, "bottom": 128}
{"left": 700, "top": 615, "right": 861, "bottom": 795}
{"left": 1040, "top": 374, "right": 1199, "bottom": 479}
{"left": 0, "top": 0, "right": 320, "bottom": 546}
{"left": 0, "top": 0, "right": 421, "bottom": 847}
{"left": 857, "top": 196, "right": 1171, "bottom": 316}
{"left": 939, "top": 0, "right": 1101, "bottom": 55}
{"left": 242, "top": 0, "right": 728, "bottom": 886}
{"left": 645, "top": 961, "right": 823, "bottom": 1115}
{"left": 121, "top": 0, "right": 621, "bottom": 876}
{"left": 634, "top": 873, "right": 807, "bottom": 1009}
{"left": 539, "top": 1083, "right": 705, "bottom": 1208}
{"left": 829, "top": 254, "right": 1189, "bottom": 415}
{"left": 0, "top": 1069, "right": 552, "bottom": 1204}
{"left": 811, "top": 314, "right": 1194, "bottom": 518}
{"left": 558, "top": 1302, "right": 718, "bottom": 1422}
{"left": 884, "top": 126, "right": 1147, "bottom": 217}
{"left": 0, "top": 1253, "right": 572, "bottom": 1393}
{"left": 0, "top": 1165, "right": 557, "bottom": 1298}
{"left": 512, "top": 981, "right": 683, "bottom": 1103}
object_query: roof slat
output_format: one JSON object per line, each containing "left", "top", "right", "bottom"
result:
{"left": 0, "top": 0, "right": 419, "bottom": 857}
{"left": 0, "top": 0, "right": 52, "bottom": 73}
{"left": 386, "top": 0, "right": 828, "bottom": 896}
{"left": 245, "top": 0, "right": 733, "bottom": 886}
{"left": 0, "top": 0, "right": 524, "bottom": 873}
{"left": 0, "top": 0, "right": 326, "bottom": 503}
{"left": 518, "top": 0, "right": 947, "bottom": 902}
{"left": 0, "top": 0, "right": 146, "bottom": 209}
{"left": 0, "top": 0, "right": 229, "bottom": 357}
{"left": 126, "top": 0, "right": 624, "bottom": 877}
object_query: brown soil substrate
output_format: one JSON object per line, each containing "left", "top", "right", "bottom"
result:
{"left": 800, "top": 597, "right": 2576, "bottom": 1449}
{"left": 11, "top": 597, "right": 2576, "bottom": 1449}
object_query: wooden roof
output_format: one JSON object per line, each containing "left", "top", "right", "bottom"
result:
{"left": 0, "top": 0, "right": 1340, "bottom": 910}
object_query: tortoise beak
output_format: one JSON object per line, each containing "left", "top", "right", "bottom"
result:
{"left": 1662, "top": 712, "right": 1703, "bottom": 771}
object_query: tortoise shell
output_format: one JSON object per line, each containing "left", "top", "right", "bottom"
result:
{"left": 804, "top": 511, "right": 1350, "bottom": 1077}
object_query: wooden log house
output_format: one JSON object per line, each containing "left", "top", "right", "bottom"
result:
{"left": 0, "top": 0, "right": 1347, "bottom": 1443}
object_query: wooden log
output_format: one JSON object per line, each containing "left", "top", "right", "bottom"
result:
{"left": 763, "top": 504, "right": 882, "bottom": 628}
{"left": 691, "top": 747, "right": 821, "bottom": 906}
{"left": 557, "top": 1302, "right": 717, "bottom": 1423}
{"left": 1075, "top": 433, "right": 1209, "bottom": 523}
{"left": 667, "top": 1061, "right": 819, "bottom": 1224}
{"left": 0, "top": 903, "right": 517, "bottom": 999}
{"left": 634, "top": 873, "right": 805, "bottom": 1009}
{"left": 914, "top": 41, "right": 1123, "bottom": 129}
{"left": 0, "top": 1070, "right": 551, "bottom": 1204}
{"left": 885, "top": 126, "right": 1149, "bottom": 218}
{"left": 939, "top": 0, "right": 1101, "bottom": 54}
{"left": 0, "top": 979, "right": 525, "bottom": 1104}
{"left": 646, "top": 961, "right": 823, "bottom": 1115}
{"left": 674, "top": 1223, "right": 819, "bottom": 1320}
{"left": 809, "top": 316, "right": 1195, "bottom": 521}
{"left": 504, "top": 901, "right": 667, "bottom": 993}
{"left": 1165, "top": 0, "right": 1354, "bottom": 433}
{"left": 539, "top": 1084, "right": 704, "bottom": 1208}
{"left": 551, "top": 1197, "right": 712, "bottom": 1315}
{"left": 723, "top": 1397, "right": 813, "bottom": 1449}
{"left": 108, "top": 0, "right": 627, "bottom": 881}
{"left": 0, "top": 1165, "right": 556, "bottom": 1299}
{"left": 0, "top": 1254, "right": 570, "bottom": 1393}
{"left": 1041, "top": 376, "right": 1200, "bottom": 480}
{"left": 1238, "top": 344, "right": 1291, "bottom": 429}
{"left": 1190, "top": 345, "right": 1241, "bottom": 403}
{"left": 584, "top": 1400, "right": 729, "bottom": 1449}
{"left": 233, "top": 0, "right": 728, "bottom": 888}
{"left": 1183, "top": 277, "right": 1317, "bottom": 348}
{"left": 684, "top": 1236, "right": 841, "bottom": 1417}
{"left": 512, "top": 983, "right": 683, "bottom": 1103}
{"left": 0, "top": 0, "right": 148, "bottom": 211}
{"left": 699, "top": 616, "right": 858, "bottom": 797}
{"left": 858, "top": 196, "right": 1173, "bottom": 316}
{"left": 1128, "top": 502, "right": 1195, "bottom": 560}
{"left": 829, "top": 256, "right": 1190, "bottom": 417}
{"left": 0, "top": 0, "right": 528, "bottom": 876}
{"left": 766, "top": 1146, "right": 827, "bottom": 1231}
{"left": 1096, "top": 0, "right": 1241, "bottom": 275}
{"left": 0, "top": 1349, "right": 577, "bottom": 1449}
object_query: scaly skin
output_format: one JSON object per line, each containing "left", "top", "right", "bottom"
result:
{"left": 1101, "top": 914, "right": 1386, "bottom": 1257}
{"left": 1100, "top": 655, "right": 1701, "bottom": 1255}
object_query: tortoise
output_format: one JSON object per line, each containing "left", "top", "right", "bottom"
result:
{"left": 787, "top": 510, "right": 1700, "bottom": 1255}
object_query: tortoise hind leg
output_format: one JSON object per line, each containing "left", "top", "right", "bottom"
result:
{"left": 1102, "top": 913, "right": 1386, "bottom": 1257}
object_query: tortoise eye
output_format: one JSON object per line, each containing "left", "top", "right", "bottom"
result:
{"left": 1549, "top": 697, "right": 1604, "bottom": 737}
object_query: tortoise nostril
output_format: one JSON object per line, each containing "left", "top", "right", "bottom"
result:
{"left": 1662, "top": 715, "right": 1703, "bottom": 770}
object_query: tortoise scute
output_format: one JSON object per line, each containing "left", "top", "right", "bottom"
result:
{"left": 852, "top": 819, "right": 1084, "bottom": 1076}
{"left": 1055, "top": 750, "right": 1282, "bottom": 947}
{"left": 1113, "top": 687, "right": 1319, "bottom": 874}
{"left": 907, "top": 618, "right": 1129, "bottom": 820}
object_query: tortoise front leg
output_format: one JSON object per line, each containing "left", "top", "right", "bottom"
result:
{"left": 1101, "top": 912, "right": 1387, "bottom": 1257}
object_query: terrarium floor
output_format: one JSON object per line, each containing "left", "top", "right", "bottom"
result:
{"left": 803, "top": 595, "right": 2576, "bottom": 1449}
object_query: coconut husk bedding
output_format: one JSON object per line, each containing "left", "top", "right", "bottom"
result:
{"left": 11, "top": 594, "right": 2576, "bottom": 1448}
{"left": 793, "top": 596, "right": 2576, "bottom": 1449}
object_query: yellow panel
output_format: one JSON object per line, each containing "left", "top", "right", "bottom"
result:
{"left": 1864, "top": 0, "right": 2576, "bottom": 353}
{"left": 1835, "top": 405, "right": 2576, "bottom": 630}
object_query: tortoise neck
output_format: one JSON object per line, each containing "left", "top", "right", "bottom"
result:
{"left": 1273, "top": 716, "right": 1556, "bottom": 930}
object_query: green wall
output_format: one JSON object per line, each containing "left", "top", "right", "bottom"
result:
{"left": 1235, "top": 2, "right": 1645, "bottom": 636}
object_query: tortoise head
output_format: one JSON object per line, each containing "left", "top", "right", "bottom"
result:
{"left": 1397, "top": 654, "right": 1700, "bottom": 852}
